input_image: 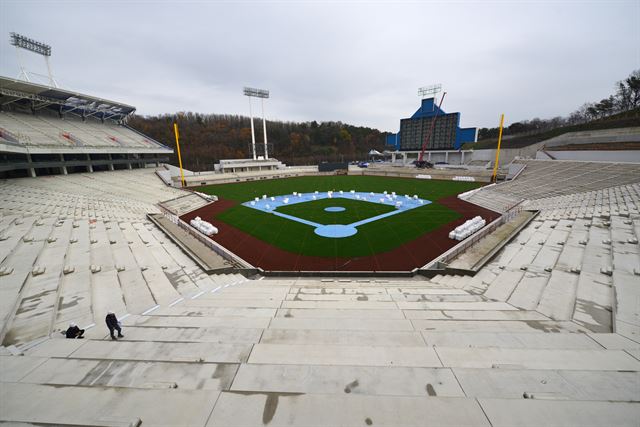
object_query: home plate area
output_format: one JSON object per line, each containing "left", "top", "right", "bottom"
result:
{"left": 243, "top": 191, "right": 432, "bottom": 238}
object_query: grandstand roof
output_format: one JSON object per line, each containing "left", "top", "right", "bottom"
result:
{"left": 0, "top": 76, "right": 135, "bottom": 119}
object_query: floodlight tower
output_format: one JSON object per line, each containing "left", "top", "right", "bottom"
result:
{"left": 418, "top": 84, "right": 442, "bottom": 112}
{"left": 243, "top": 87, "right": 270, "bottom": 160}
{"left": 10, "top": 32, "right": 58, "bottom": 87}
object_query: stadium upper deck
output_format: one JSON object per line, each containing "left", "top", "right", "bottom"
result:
{"left": 0, "top": 76, "right": 172, "bottom": 178}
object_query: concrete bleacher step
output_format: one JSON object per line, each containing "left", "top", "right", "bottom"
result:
{"left": 536, "top": 270, "right": 579, "bottom": 321}
{"left": 121, "top": 222, "right": 183, "bottom": 306}
{"left": 108, "top": 224, "right": 157, "bottom": 313}
{"left": 230, "top": 363, "right": 464, "bottom": 397}
{"left": 89, "top": 222, "right": 127, "bottom": 326}
{"left": 506, "top": 270, "right": 550, "bottom": 310}
{"left": 2, "top": 218, "right": 72, "bottom": 345}
{"left": 55, "top": 220, "right": 94, "bottom": 331}
{"left": 571, "top": 220, "right": 614, "bottom": 332}
{"left": 206, "top": 389, "right": 639, "bottom": 427}
{"left": 610, "top": 216, "right": 640, "bottom": 340}
{"left": 0, "top": 216, "right": 35, "bottom": 264}
{"left": 0, "top": 219, "right": 56, "bottom": 342}
{"left": 453, "top": 367, "right": 639, "bottom": 401}
{"left": 0, "top": 381, "right": 219, "bottom": 426}
{"left": 7, "top": 356, "right": 235, "bottom": 393}
{"left": 410, "top": 319, "right": 588, "bottom": 333}
{"left": 146, "top": 227, "right": 203, "bottom": 296}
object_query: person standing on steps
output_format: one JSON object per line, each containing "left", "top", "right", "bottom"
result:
{"left": 105, "top": 310, "right": 124, "bottom": 340}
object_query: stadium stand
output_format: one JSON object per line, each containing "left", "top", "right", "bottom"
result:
{"left": 0, "top": 78, "right": 638, "bottom": 425}
{"left": 0, "top": 162, "right": 638, "bottom": 425}
{"left": 0, "top": 77, "right": 172, "bottom": 178}
{"left": 0, "top": 168, "right": 184, "bottom": 221}
{"left": 175, "top": 165, "right": 325, "bottom": 187}
{"left": 1, "top": 268, "right": 638, "bottom": 425}
{"left": 0, "top": 111, "right": 165, "bottom": 149}
{"left": 0, "top": 169, "right": 245, "bottom": 345}
{"left": 525, "top": 183, "right": 640, "bottom": 220}
{"left": 350, "top": 163, "right": 496, "bottom": 183}
{"left": 462, "top": 159, "right": 640, "bottom": 211}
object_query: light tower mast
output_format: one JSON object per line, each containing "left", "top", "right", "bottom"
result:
{"left": 243, "top": 87, "right": 270, "bottom": 160}
{"left": 10, "top": 32, "right": 58, "bottom": 87}
{"left": 418, "top": 84, "right": 441, "bottom": 112}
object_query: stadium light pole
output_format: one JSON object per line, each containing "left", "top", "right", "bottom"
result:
{"left": 418, "top": 84, "right": 442, "bottom": 112}
{"left": 247, "top": 96, "right": 256, "bottom": 160}
{"left": 10, "top": 32, "right": 58, "bottom": 87}
{"left": 243, "top": 87, "right": 270, "bottom": 160}
{"left": 261, "top": 97, "right": 269, "bottom": 159}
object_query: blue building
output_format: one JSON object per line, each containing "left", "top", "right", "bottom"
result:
{"left": 386, "top": 98, "right": 476, "bottom": 151}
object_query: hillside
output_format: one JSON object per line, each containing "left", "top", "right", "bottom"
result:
{"left": 128, "top": 113, "right": 387, "bottom": 171}
{"left": 466, "top": 108, "right": 640, "bottom": 150}
{"left": 463, "top": 108, "right": 640, "bottom": 150}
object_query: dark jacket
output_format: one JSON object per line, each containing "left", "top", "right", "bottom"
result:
{"left": 66, "top": 325, "right": 81, "bottom": 338}
{"left": 105, "top": 313, "right": 119, "bottom": 328}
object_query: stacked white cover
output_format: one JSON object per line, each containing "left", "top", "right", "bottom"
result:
{"left": 448, "top": 216, "right": 485, "bottom": 241}
{"left": 194, "top": 191, "right": 217, "bottom": 202}
{"left": 190, "top": 216, "right": 218, "bottom": 236}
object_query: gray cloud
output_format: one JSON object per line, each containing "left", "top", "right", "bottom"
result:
{"left": 1, "top": 0, "right": 638, "bottom": 131}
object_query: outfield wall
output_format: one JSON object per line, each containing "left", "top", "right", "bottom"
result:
{"left": 349, "top": 165, "right": 494, "bottom": 182}
{"left": 175, "top": 167, "right": 328, "bottom": 187}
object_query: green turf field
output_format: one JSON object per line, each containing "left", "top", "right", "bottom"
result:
{"left": 276, "top": 197, "right": 396, "bottom": 225}
{"left": 197, "top": 175, "right": 481, "bottom": 258}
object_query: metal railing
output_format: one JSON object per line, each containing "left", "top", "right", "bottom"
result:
{"left": 421, "top": 200, "right": 525, "bottom": 270}
{"left": 158, "top": 206, "right": 253, "bottom": 269}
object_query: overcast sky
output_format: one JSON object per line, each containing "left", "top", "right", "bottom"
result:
{"left": 1, "top": 0, "right": 638, "bottom": 131}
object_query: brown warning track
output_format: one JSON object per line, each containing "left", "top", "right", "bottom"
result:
{"left": 181, "top": 197, "right": 499, "bottom": 272}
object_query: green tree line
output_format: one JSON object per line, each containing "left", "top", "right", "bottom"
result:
{"left": 128, "top": 113, "right": 386, "bottom": 171}
{"left": 478, "top": 69, "right": 640, "bottom": 140}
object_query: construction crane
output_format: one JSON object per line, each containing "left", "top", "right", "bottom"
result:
{"left": 415, "top": 92, "right": 446, "bottom": 169}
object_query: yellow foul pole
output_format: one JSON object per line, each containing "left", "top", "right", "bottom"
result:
{"left": 491, "top": 114, "right": 505, "bottom": 183}
{"left": 173, "top": 122, "right": 185, "bottom": 187}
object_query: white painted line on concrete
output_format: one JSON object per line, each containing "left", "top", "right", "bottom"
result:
{"left": 191, "top": 291, "right": 205, "bottom": 299}
{"left": 118, "top": 313, "right": 131, "bottom": 321}
{"left": 141, "top": 305, "right": 160, "bottom": 315}
{"left": 210, "top": 286, "right": 222, "bottom": 293}
{"left": 168, "top": 297, "right": 184, "bottom": 307}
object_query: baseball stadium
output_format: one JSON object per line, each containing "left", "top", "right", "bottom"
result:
{"left": 0, "top": 31, "right": 639, "bottom": 427}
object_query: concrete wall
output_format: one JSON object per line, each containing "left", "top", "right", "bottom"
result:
{"left": 471, "top": 143, "right": 543, "bottom": 165}
{"left": 535, "top": 150, "right": 640, "bottom": 163}
{"left": 543, "top": 127, "right": 640, "bottom": 148}
{"left": 471, "top": 127, "right": 640, "bottom": 165}
{"left": 391, "top": 150, "right": 473, "bottom": 166}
